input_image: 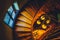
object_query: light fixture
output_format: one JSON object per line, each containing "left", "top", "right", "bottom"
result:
{"left": 46, "top": 20, "right": 50, "bottom": 24}
{"left": 37, "top": 20, "right": 41, "bottom": 25}
{"left": 42, "top": 24, "right": 47, "bottom": 29}
{"left": 41, "top": 15, "right": 45, "bottom": 20}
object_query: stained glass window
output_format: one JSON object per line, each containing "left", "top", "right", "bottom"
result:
{"left": 4, "top": 2, "right": 19, "bottom": 28}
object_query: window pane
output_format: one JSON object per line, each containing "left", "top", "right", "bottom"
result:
{"left": 12, "top": 11, "right": 16, "bottom": 19}
{"left": 8, "top": 6, "right": 13, "bottom": 15}
{"left": 4, "top": 13, "right": 10, "bottom": 24}
{"left": 13, "top": 2, "right": 19, "bottom": 10}
{"left": 9, "top": 19, "right": 14, "bottom": 27}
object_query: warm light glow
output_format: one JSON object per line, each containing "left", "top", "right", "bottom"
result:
{"left": 16, "top": 21, "right": 31, "bottom": 28}
{"left": 25, "top": 7, "right": 35, "bottom": 17}
{"left": 46, "top": 20, "right": 50, "bottom": 24}
{"left": 32, "top": 30, "right": 45, "bottom": 40}
{"left": 18, "top": 15, "right": 31, "bottom": 24}
{"left": 37, "top": 20, "right": 41, "bottom": 24}
{"left": 16, "top": 27, "right": 31, "bottom": 31}
{"left": 41, "top": 16, "right": 45, "bottom": 20}
{"left": 21, "top": 11, "right": 33, "bottom": 20}
{"left": 42, "top": 24, "right": 47, "bottom": 29}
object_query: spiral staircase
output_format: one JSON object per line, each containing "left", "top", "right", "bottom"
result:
{"left": 14, "top": 0, "right": 60, "bottom": 40}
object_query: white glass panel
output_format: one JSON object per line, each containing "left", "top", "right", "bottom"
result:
{"left": 14, "top": 2, "right": 19, "bottom": 10}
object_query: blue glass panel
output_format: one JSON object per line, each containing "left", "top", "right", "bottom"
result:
{"left": 13, "top": 2, "right": 19, "bottom": 10}
{"left": 4, "top": 13, "right": 10, "bottom": 24}
{"left": 12, "top": 11, "right": 16, "bottom": 19}
{"left": 8, "top": 6, "right": 13, "bottom": 15}
{"left": 9, "top": 19, "right": 14, "bottom": 27}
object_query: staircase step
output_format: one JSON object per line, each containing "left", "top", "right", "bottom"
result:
{"left": 15, "top": 27, "right": 31, "bottom": 31}
{"left": 17, "top": 33, "right": 31, "bottom": 37}
{"left": 21, "top": 10, "right": 33, "bottom": 20}
{"left": 16, "top": 21, "right": 32, "bottom": 28}
{"left": 18, "top": 15, "right": 32, "bottom": 24}
{"left": 16, "top": 31, "right": 31, "bottom": 33}
{"left": 25, "top": 7, "right": 35, "bottom": 17}
{"left": 20, "top": 36, "right": 32, "bottom": 40}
